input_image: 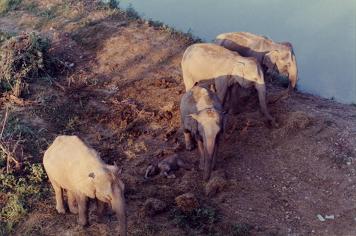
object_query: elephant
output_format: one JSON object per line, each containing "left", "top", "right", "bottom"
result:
{"left": 144, "top": 154, "right": 191, "bottom": 179}
{"left": 215, "top": 32, "right": 298, "bottom": 92}
{"left": 181, "top": 43, "right": 277, "bottom": 127}
{"left": 180, "top": 84, "right": 225, "bottom": 181}
{"left": 43, "top": 135, "right": 127, "bottom": 236}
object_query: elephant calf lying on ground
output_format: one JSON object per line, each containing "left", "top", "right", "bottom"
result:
{"left": 43, "top": 135, "right": 127, "bottom": 236}
{"left": 182, "top": 43, "right": 277, "bottom": 127}
{"left": 215, "top": 31, "right": 298, "bottom": 92}
{"left": 180, "top": 85, "right": 225, "bottom": 181}
{"left": 144, "top": 154, "right": 191, "bottom": 179}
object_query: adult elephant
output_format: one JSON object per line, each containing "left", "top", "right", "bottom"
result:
{"left": 215, "top": 32, "right": 298, "bottom": 92}
{"left": 181, "top": 43, "right": 277, "bottom": 127}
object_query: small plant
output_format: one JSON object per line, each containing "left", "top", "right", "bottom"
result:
{"left": 0, "top": 0, "right": 22, "bottom": 14}
{"left": 65, "top": 115, "right": 80, "bottom": 133}
{"left": 38, "top": 7, "right": 56, "bottom": 20}
{"left": 170, "top": 206, "right": 218, "bottom": 233}
{"left": 0, "top": 31, "right": 14, "bottom": 46}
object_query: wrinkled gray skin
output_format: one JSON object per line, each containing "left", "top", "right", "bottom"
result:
{"left": 43, "top": 136, "right": 127, "bottom": 236}
{"left": 182, "top": 43, "right": 277, "bottom": 127}
{"left": 180, "top": 85, "right": 225, "bottom": 181}
{"left": 144, "top": 154, "right": 191, "bottom": 179}
{"left": 215, "top": 32, "right": 298, "bottom": 93}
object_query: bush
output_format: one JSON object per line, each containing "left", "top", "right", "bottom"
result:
{"left": 0, "top": 161, "right": 48, "bottom": 234}
{"left": 0, "top": 0, "right": 22, "bottom": 14}
{"left": 170, "top": 206, "right": 218, "bottom": 233}
{"left": 0, "top": 32, "right": 52, "bottom": 97}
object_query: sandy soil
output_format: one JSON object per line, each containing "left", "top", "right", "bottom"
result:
{"left": 1, "top": 1, "right": 356, "bottom": 235}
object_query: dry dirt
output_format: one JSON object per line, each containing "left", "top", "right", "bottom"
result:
{"left": 1, "top": 1, "right": 356, "bottom": 235}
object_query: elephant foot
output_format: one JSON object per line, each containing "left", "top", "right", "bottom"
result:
{"left": 56, "top": 206, "right": 66, "bottom": 214}
{"left": 78, "top": 217, "right": 88, "bottom": 227}
{"left": 69, "top": 206, "right": 78, "bottom": 214}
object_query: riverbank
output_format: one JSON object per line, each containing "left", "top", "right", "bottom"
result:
{"left": 1, "top": 0, "right": 356, "bottom": 235}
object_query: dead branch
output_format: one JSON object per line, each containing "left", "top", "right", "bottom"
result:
{"left": 0, "top": 108, "right": 21, "bottom": 173}
{"left": 0, "top": 106, "right": 9, "bottom": 139}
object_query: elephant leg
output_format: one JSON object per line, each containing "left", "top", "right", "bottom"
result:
{"left": 68, "top": 190, "right": 78, "bottom": 214}
{"left": 96, "top": 199, "right": 106, "bottom": 221}
{"left": 49, "top": 177, "right": 65, "bottom": 214}
{"left": 215, "top": 77, "right": 229, "bottom": 107}
{"left": 183, "top": 130, "right": 194, "bottom": 151}
{"left": 255, "top": 83, "right": 278, "bottom": 127}
{"left": 77, "top": 193, "right": 89, "bottom": 226}
{"left": 197, "top": 140, "right": 205, "bottom": 170}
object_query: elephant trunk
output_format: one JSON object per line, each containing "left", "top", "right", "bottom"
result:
{"left": 288, "top": 55, "right": 298, "bottom": 90}
{"left": 111, "top": 190, "right": 127, "bottom": 236}
{"left": 204, "top": 137, "right": 217, "bottom": 181}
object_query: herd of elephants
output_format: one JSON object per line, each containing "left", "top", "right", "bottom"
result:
{"left": 42, "top": 31, "right": 299, "bottom": 235}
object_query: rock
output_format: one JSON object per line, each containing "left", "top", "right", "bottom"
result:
{"left": 175, "top": 193, "right": 199, "bottom": 212}
{"left": 317, "top": 214, "right": 325, "bottom": 222}
{"left": 325, "top": 215, "right": 335, "bottom": 220}
{"left": 141, "top": 198, "right": 167, "bottom": 216}
{"left": 205, "top": 170, "right": 227, "bottom": 197}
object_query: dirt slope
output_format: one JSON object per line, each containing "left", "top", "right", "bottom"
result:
{"left": 1, "top": 1, "right": 356, "bottom": 235}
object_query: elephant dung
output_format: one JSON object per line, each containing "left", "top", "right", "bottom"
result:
{"left": 205, "top": 170, "right": 227, "bottom": 197}
{"left": 175, "top": 193, "right": 199, "bottom": 213}
{"left": 141, "top": 198, "right": 167, "bottom": 217}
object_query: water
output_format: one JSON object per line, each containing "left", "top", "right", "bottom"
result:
{"left": 118, "top": 0, "right": 356, "bottom": 104}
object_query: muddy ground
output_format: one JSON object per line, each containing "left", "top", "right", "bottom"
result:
{"left": 1, "top": 1, "right": 356, "bottom": 235}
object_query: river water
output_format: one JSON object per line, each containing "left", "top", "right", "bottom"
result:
{"left": 118, "top": 0, "right": 356, "bottom": 104}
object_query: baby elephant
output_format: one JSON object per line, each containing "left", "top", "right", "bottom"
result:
{"left": 144, "top": 154, "right": 190, "bottom": 179}
{"left": 43, "top": 135, "right": 127, "bottom": 236}
{"left": 180, "top": 85, "right": 225, "bottom": 181}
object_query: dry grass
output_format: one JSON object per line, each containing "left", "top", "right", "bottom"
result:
{"left": 0, "top": 32, "right": 56, "bottom": 97}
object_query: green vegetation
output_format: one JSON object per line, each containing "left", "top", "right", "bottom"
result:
{"left": 0, "top": 32, "right": 55, "bottom": 97}
{"left": 170, "top": 207, "right": 219, "bottom": 234}
{"left": 0, "top": 110, "right": 49, "bottom": 234}
{"left": 0, "top": 0, "right": 21, "bottom": 14}
{"left": 0, "top": 162, "right": 48, "bottom": 234}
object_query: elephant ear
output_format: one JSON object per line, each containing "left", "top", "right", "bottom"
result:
{"left": 106, "top": 164, "right": 125, "bottom": 192}
{"left": 263, "top": 50, "right": 279, "bottom": 70}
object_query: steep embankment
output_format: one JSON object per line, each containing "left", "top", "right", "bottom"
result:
{"left": 0, "top": 1, "right": 356, "bottom": 235}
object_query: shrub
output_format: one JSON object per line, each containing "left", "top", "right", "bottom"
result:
{"left": 0, "top": 0, "right": 22, "bottom": 14}
{"left": 170, "top": 206, "right": 218, "bottom": 233}
{"left": 0, "top": 32, "right": 52, "bottom": 97}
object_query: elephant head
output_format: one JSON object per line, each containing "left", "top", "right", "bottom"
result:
{"left": 263, "top": 47, "right": 298, "bottom": 90}
{"left": 88, "top": 164, "right": 127, "bottom": 236}
{"left": 190, "top": 108, "right": 224, "bottom": 180}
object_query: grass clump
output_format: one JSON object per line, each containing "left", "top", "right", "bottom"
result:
{"left": 0, "top": 0, "right": 21, "bottom": 14}
{"left": 0, "top": 161, "right": 48, "bottom": 234}
{"left": 170, "top": 206, "right": 218, "bottom": 234}
{"left": 0, "top": 32, "right": 54, "bottom": 97}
